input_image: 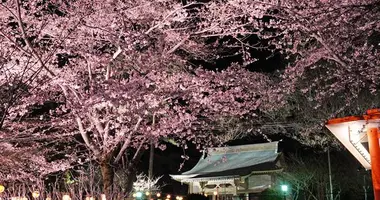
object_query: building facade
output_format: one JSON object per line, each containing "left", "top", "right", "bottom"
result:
{"left": 170, "top": 142, "right": 283, "bottom": 200}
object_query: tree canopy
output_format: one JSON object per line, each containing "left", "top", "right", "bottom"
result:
{"left": 0, "top": 0, "right": 378, "bottom": 190}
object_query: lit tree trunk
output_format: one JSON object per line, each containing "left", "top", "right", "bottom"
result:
{"left": 100, "top": 154, "right": 114, "bottom": 196}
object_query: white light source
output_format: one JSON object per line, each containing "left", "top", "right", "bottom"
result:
{"left": 62, "top": 194, "right": 71, "bottom": 200}
{"left": 136, "top": 192, "right": 143, "bottom": 198}
{"left": 213, "top": 191, "right": 218, "bottom": 196}
{"left": 281, "top": 185, "right": 288, "bottom": 192}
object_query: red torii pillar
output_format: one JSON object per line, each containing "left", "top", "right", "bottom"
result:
{"left": 327, "top": 109, "right": 380, "bottom": 200}
{"left": 368, "top": 127, "right": 380, "bottom": 200}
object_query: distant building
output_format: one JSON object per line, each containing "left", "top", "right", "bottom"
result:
{"left": 170, "top": 142, "right": 283, "bottom": 200}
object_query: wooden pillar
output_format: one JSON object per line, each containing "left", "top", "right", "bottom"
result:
{"left": 368, "top": 127, "right": 380, "bottom": 200}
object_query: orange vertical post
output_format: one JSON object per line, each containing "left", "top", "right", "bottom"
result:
{"left": 368, "top": 127, "right": 380, "bottom": 200}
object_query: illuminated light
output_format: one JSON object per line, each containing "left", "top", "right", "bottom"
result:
{"left": 176, "top": 196, "right": 180, "bottom": 200}
{"left": 156, "top": 193, "right": 161, "bottom": 197}
{"left": 62, "top": 194, "right": 71, "bottom": 200}
{"left": 46, "top": 197, "right": 52, "bottom": 200}
{"left": 101, "top": 194, "right": 106, "bottom": 200}
{"left": 281, "top": 185, "right": 288, "bottom": 192}
{"left": 0, "top": 185, "right": 4, "bottom": 193}
{"left": 166, "top": 195, "right": 171, "bottom": 199}
{"left": 145, "top": 192, "right": 150, "bottom": 196}
{"left": 213, "top": 191, "right": 218, "bottom": 196}
{"left": 204, "top": 194, "right": 208, "bottom": 197}
{"left": 132, "top": 193, "right": 137, "bottom": 197}
{"left": 136, "top": 192, "right": 143, "bottom": 198}
{"left": 85, "top": 197, "right": 95, "bottom": 200}
{"left": 179, "top": 197, "right": 183, "bottom": 200}
{"left": 32, "top": 191, "right": 40, "bottom": 198}
{"left": 165, "top": 199, "right": 170, "bottom": 200}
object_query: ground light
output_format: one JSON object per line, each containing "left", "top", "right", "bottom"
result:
{"left": 62, "top": 195, "right": 71, "bottom": 200}
{"left": 136, "top": 192, "right": 143, "bottom": 198}
{"left": 281, "top": 184, "right": 288, "bottom": 200}
{"left": 32, "top": 191, "right": 40, "bottom": 198}
{"left": 0, "top": 185, "right": 4, "bottom": 193}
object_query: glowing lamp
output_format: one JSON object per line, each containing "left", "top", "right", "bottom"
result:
{"left": 281, "top": 185, "right": 288, "bottom": 192}
{"left": 145, "top": 192, "right": 150, "bottom": 196}
{"left": 166, "top": 194, "right": 171, "bottom": 199}
{"left": 156, "top": 193, "right": 161, "bottom": 197}
{"left": 46, "top": 197, "right": 52, "bottom": 200}
{"left": 0, "top": 185, "right": 4, "bottom": 193}
{"left": 213, "top": 191, "right": 217, "bottom": 196}
{"left": 62, "top": 194, "right": 71, "bottom": 200}
{"left": 100, "top": 194, "right": 106, "bottom": 200}
{"left": 32, "top": 191, "right": 40, "bottom": 198}
{"left": 136, "top": 192, "right": 143, "bottom": 198}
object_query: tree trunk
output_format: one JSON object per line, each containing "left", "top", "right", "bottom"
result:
{"left": 100, "top": 156, "right": 114, "bottom": 197}
{"left": 124, "top": 167, "right": 137, "bottom": 196}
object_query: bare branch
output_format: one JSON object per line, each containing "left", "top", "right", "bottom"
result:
{"left": 114, "top": 117, "right": 143, "bottom": 163}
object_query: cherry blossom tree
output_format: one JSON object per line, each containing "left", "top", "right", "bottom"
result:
{"left": 0, "top": 0, "right": 280, "bottom": 195}
{"left": 1, "top": 0, "right": 378, "bottom": 194}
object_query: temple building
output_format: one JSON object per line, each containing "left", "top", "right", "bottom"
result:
{"left": 170, "top": 142, "right": 283, "bottom": 200}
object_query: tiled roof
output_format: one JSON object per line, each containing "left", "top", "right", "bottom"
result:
{"left": 171, "top": 142, "right": 281, "bottom": 181}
